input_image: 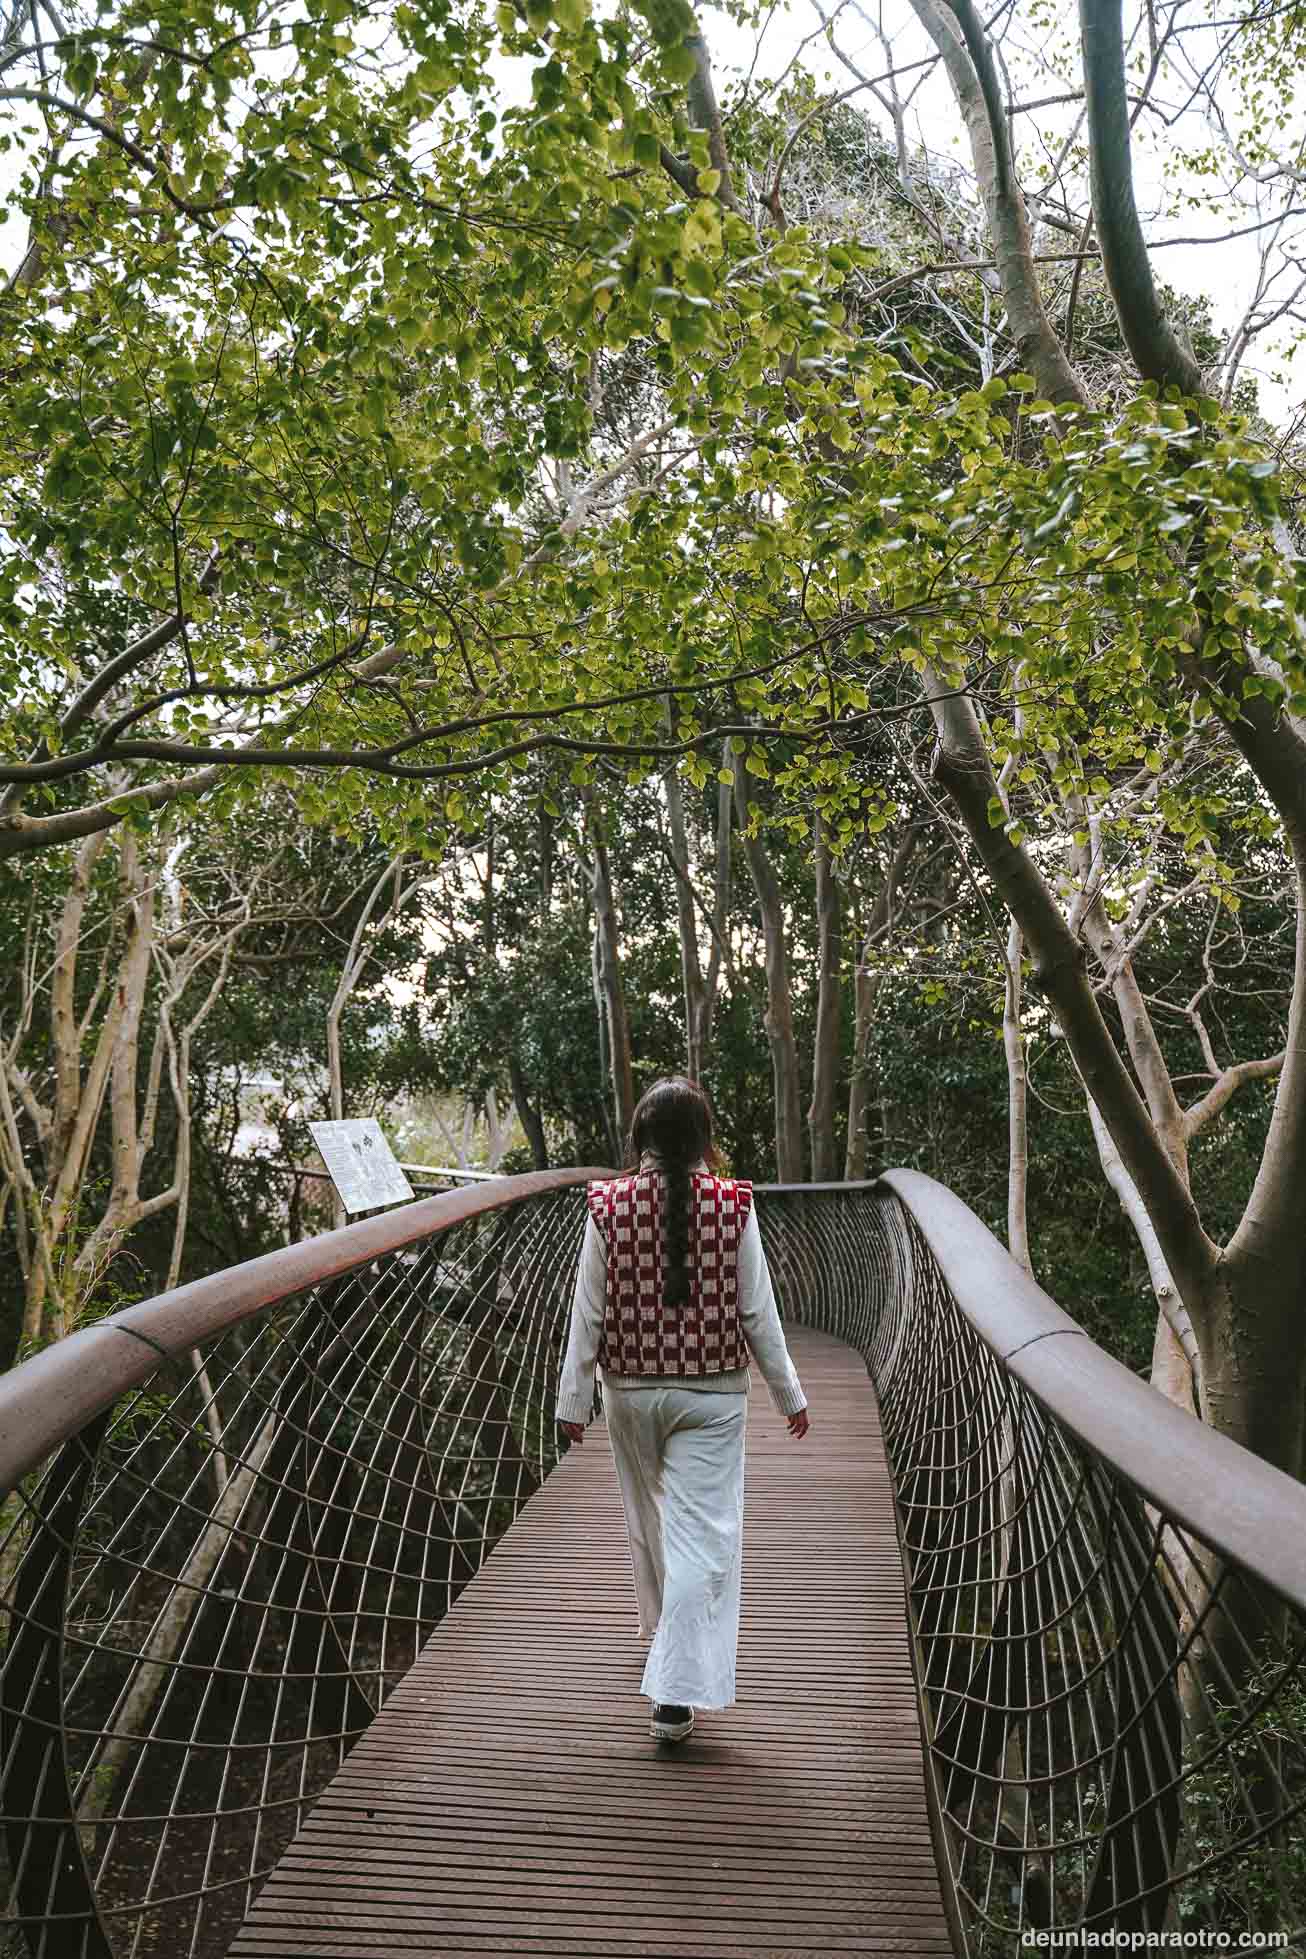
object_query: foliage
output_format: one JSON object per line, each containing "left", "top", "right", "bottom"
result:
{"left": 3, "top": 0, "right": 1306, "bottom": 1435}
{"left": 1179, "top": 1641, "right": 1306, "bottom": 1941}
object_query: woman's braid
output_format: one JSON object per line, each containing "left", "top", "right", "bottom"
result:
{"left": 661, "top": 1145, "right": 694, "bottom": 1308}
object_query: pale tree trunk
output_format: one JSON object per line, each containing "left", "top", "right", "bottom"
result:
{"left": 903, "top": 0, "right": 1088, "bottom": 406}
{"left": 807, "top": 813, "right": 842, "bottom": 1181}
{"left": 1084, "top": 1094, "right": 1201, "bottom": 1413}
{"left": 483, "top": 1089, "right": 512, "bottom": 1171}
{"left": 538, "top": 806, "right": 554, "bottom": 916}
{"left": 327, "top": 857, "right": 403, "bottom": 1122}
{"left": 1064, "top": 802, "right": 1282, "bottom": 1417}
{"left": 684, "top": 25, "right": 743, "bottom": 215}
{"left": 663, "top": 749, "right": 709, "bottom": 1081}
{"left": 1060, "top": 806, "right": 1206, "bottom": 1410}
{"left": 430, "top": 1102, "right": 476, "bottom": 1171}
{"left": 845, "top": 830, "right": 920, "bottom": 1181}
{"left": 689, "top": 760, "right": 735, "bottom": 1075}
{"left": 159, "top": 926, "right": 244, "bottom": 1502}
{"left": 1003, "top": 917, "right": 1033, "bottom": 1277}
{"left": 845, "top": 968, "right": 878, "bottom": 1183}
{"left": 662, "top": 742, "right": 736, "bottom": 1083}
{"left": 325, "top": 854, "right": 429, "bottom": 1225}
{"left": 584, "top": 799, "right": 636, "bottom": 1151}
{"left": 924, "top": 665, "right": 1306, "bottom": 1479}
{"left": 78, "top": 1412, "right": 278, "bottom": 1826}
{"left": 24, "top": 831, "right": 124, "bottom": 1339}
{"left": 994, "top": 723, "right": 1035, "bottom": 1277}
{"left": 68, "top": 832, "right": 158, "bottom": 1299}
{"left": 734, "top": 766, "right": 803, "bottom": 1181}
{"left": 0, "top": 827, "right": 245, "bottom": 1346}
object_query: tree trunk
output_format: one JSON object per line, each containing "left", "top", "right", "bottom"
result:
{"left": 733, "top": 768, "right": 803, "bottom": 1182}
{"left": 1199, "top": 1258, "right": 1306, "bottom": 1481}
{"left": 922, "top": 673, "right": 1306, "bottom": 1483}
{"left": 692, "top": 764, "right": 735, "bottom": 1073}
{"left": 905, "top": 0, "right": 1087, "bottom": 406}
{"left": 1085, "top": 1093, "right": 1201, "bottom": 1415}
{"left": 507, "top": 1051, "right": 549, "bottom": 1170}
{"left": 483, "top": 1088, "right": 511, "bottom": 1171}
{"left": 923, "top": 668, "right": 1216, "bottom": 1320}
{"left": 1004, "top": 918, "right": 1033, "bottom": 1277}
{"left": 584, "top": 802, "right": 636, "bottom": 1149}
{"left": 845, "top": 969, "right": 879, "bottom": 1183}
{"left": 78, "top": 1412, "right": 278, "bottom": 1824}
{"left": 1078, "top": 0, "right": 1204, "bottom": 395}
{"left": 663, "top": 752, "right": 708, "bottom": 1080}
{"left": 684, "top": 21, "right": 743, "bottom": 215}
{"left": 807, "top": 814, "right": 842, "bottom": 1181}
{"left": 845, "top": 830, "right": 919, "bottom": 1181}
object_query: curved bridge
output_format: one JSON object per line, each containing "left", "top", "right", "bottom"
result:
{"left": 1, "top": 1173, "right": 1304, "bottom": 1957}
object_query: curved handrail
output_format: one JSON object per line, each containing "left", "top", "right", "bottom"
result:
{"left": 0, "top": 1166, "right": 607, "bottom": 1959}
{"left": 0, "top": 1166, "right": 608, "bottom": 1495}
{"left": 759, "top": 1169, "right": 1306, "bottom": 1612}
{"left": 2, "top": 1167, "right": 1304, "bottom": 1957}
{"left": 880, "top": 1168, "right": 1306, "bottom": 1614}
{"left": 758, "top": 1178, "right": 1306, "bottom": 1950}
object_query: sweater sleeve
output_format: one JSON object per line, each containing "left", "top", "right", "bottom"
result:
{"left": 736, "top": 1205, "right": 808, "bottom": 1416}
{"left": 555, "top": 1212, "right": 607, "bottom": 1426}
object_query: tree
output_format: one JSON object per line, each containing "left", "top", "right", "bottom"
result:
{"left": 7, "top": 0, "right": 1306, "bottom": 1495}
{"left": 0, "top": 817, "right": 259, "bottom": 1343}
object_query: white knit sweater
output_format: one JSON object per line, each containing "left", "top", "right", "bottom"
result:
{"left": 555, "top": 1188, "right": 808, "bottom": 1428}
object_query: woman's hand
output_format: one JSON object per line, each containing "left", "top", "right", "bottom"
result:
{"left": 787, "top": 1408, "right": 810, "bottom": 1440}
{"left": 560, "top": 1420, "right": 586, "bottom": 1445}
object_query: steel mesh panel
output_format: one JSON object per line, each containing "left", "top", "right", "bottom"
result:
{"left": 0, "top": 1184, "right": 587, "bottom": 1959}
{"left": 757, "top": 1186, "right": 1306, "bottom": 1955}
{"left": 4, "top": 1176, "right": 1306, "bottom": 1956}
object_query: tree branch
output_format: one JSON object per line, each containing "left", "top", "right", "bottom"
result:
{"left": 1078, "top": 0, "right": 1204, "bottom": 393}
{"left": 922, "top": 667, "right": 1218, "bottom": 1320}
{"left": 903, "top": 0, "right": 1088, "bottom": 404}
{"left": 1185, "top": 1052, "right": 1285, "bottom": 1143}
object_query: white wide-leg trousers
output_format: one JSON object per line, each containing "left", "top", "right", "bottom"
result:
{"left": 602, "top": 1386, "right": 748, "bottom": 1711}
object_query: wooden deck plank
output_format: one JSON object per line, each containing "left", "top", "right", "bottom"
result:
{"left": 228, "top": 1326, "right": 953, "bottom": 1959}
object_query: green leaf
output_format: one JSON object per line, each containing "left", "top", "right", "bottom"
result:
{"left": 662, "top": 40, "right": 699, "bottom": 83}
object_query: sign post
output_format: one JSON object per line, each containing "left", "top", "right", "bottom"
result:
{"left": 307, "top": 1119, "right": 415, "bottom": 1215}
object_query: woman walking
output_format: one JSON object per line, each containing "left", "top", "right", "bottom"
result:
{"left": 556, "top": 1077, "right": 810, "bottom": 1743}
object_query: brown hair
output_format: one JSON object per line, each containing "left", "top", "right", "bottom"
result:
{"left": 626, "top": 1077, "right": 721, "bottom": 1308}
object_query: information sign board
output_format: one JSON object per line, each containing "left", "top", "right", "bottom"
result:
{"left": 307, "top": 1119, "right": 415, "bottom": 1214}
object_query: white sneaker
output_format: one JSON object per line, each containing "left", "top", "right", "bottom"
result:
{"left": 650, "top": 1703, "right": 694, "bottom": 1742}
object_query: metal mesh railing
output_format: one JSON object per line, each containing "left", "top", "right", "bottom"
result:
{"left": 5, "top": 1169, "right": 1306, "bottom": 1956}
{"left": 0, "top": 1170, "right": 597, "bottom": 1959}
{"left": 757, "top": 1177, "right": 1306, "bottom": 1955}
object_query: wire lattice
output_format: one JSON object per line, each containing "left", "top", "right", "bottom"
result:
{"left": 758, "top": 1184, "right": 1306, "bottom": 1955}
{"left": 0, "top": 1180, "right": 587, "bottom": 1959}
{"left": 4, "top": 1174, "right": 1306, "bottom": 1957}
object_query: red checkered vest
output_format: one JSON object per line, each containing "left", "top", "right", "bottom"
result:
{"left": 588, "top": 1168, "right": 754, "bottom": 1376}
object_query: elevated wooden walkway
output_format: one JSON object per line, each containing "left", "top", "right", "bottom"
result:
{"left": 229, "top": 1324, "right": 952, "bottom": 1957}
